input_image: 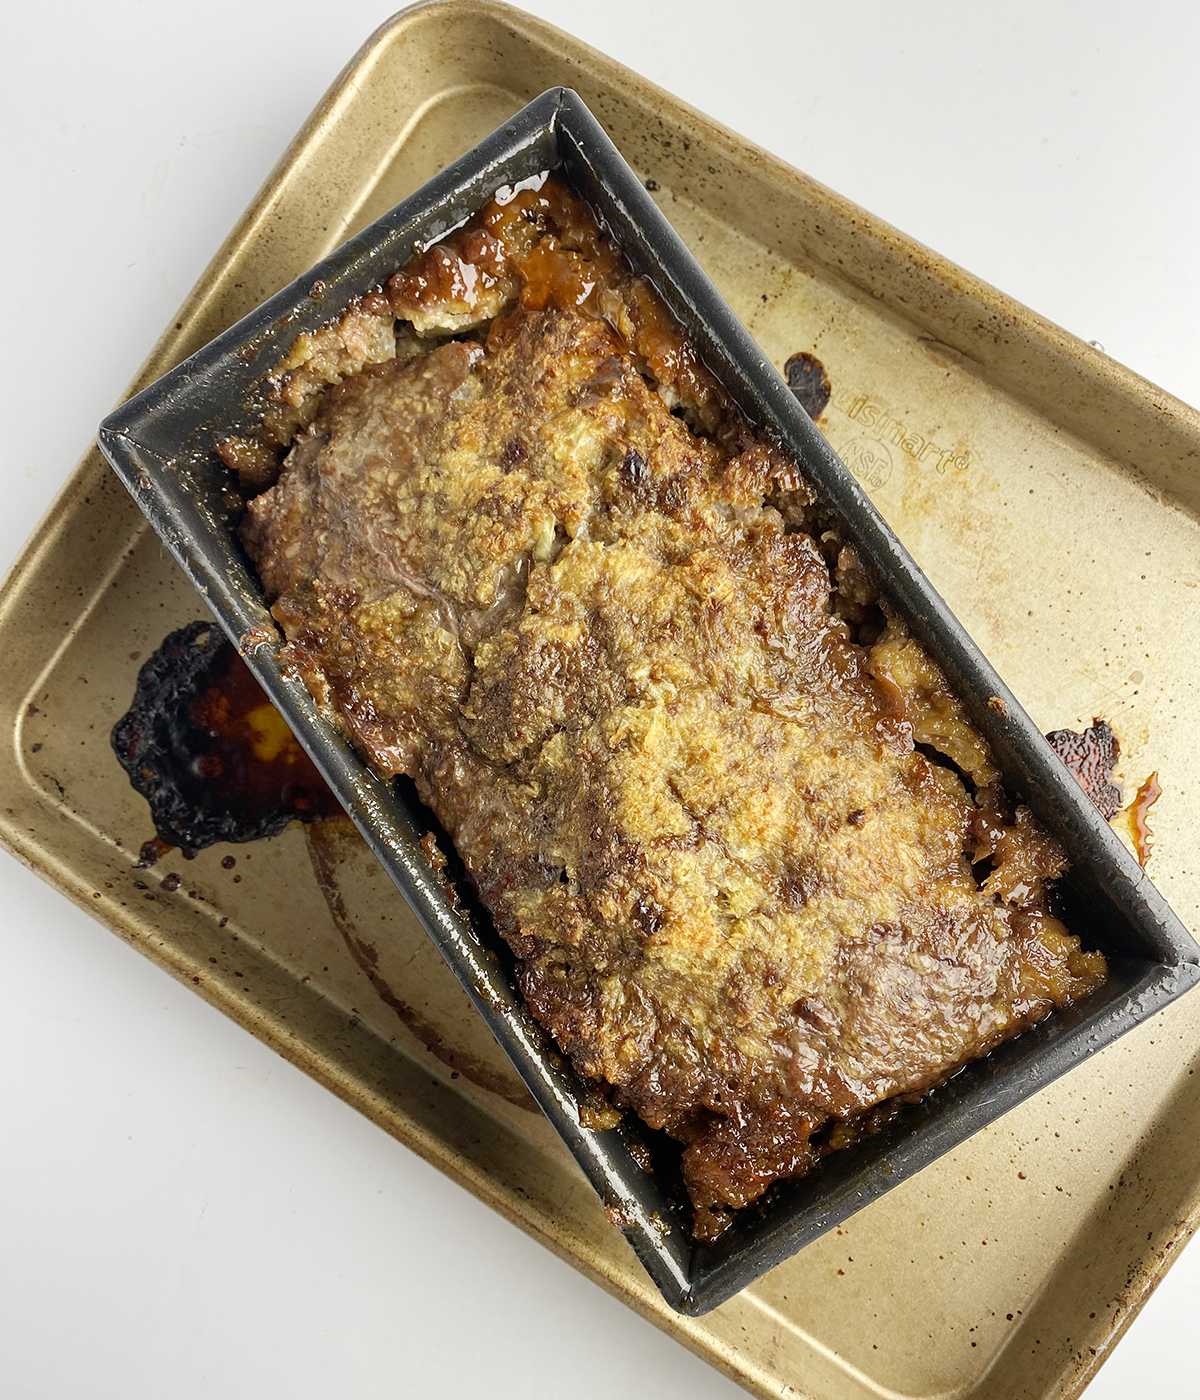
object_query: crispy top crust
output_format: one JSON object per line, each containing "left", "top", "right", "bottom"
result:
{"left": 239, "top": 178, "right": 1105, "bottom": 1236}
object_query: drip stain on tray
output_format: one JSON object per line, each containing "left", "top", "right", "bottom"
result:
{"left": 1045, "top": 718, "right": 1162, "bottom": 867}
{"left": 1045, "top": 718, "right": 1123, "bottom": 820}
{"left": 305, "top": 817, "right": 539, "bottom": 1110}
{"left": 112, "top": 620, "right": 341, "bottom": 856}
{"left": 1128, "top": 772, "right": 1161, "bottom": 867}
{"left": 784, "top": 352, "right": 832, "bottom": 420}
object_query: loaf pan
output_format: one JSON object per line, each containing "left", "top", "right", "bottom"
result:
{"left": 96, "top": 86, "right": 1200, "bottom": 1315}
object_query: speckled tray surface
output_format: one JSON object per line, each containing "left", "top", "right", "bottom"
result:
{"left": 3, "top": 4, "right": 1200, "bottom": 1397}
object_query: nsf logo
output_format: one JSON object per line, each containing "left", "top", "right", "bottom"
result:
{"left": 840, "top": 436, "right": 893, "bottom": 491}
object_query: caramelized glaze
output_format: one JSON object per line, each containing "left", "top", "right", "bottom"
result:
{"left": 1129, "top": 771, "right": 1161, "bottom": 867}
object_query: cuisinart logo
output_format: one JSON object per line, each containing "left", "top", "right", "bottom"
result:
{"left": 829, "top": 391, "right": 972, "bottom": 488}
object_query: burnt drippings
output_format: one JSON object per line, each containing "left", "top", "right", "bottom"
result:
{"left": 111, "top": 620, "right": 341, "bottom": 851}
{"left": 137, "top": 835, "right": 174, "bottom": 868}
{"left": 784, "top": 352, "right": 832, "bottom": 420}
{"left": 1045, "top": 718, "right": 1122, "bottom": 821}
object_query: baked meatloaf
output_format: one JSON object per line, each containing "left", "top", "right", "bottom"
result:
{"left": 230, "top": 175, "right": 1106, "bottom": 1238}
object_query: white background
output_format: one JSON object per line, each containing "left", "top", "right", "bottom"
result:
{"left": 4, "top": 3, "right": 1199, "bottom": 1396}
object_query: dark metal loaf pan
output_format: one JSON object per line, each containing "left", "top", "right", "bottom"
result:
{"left": 97, "top": 87, "right": 1200, "bottom": 1316}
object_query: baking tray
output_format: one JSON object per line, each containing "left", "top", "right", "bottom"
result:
{"left": 4, "top": 0, "right": 1200, "bottom": 1390}
{"left": 94, "top": 82, "right": 1199, "bottom": 1316}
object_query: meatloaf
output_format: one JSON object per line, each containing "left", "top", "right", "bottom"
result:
{"left": 230, "top": 175, "right": 1106, "bottom": 1239}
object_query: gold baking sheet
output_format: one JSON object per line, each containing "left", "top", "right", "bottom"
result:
{"left": 3, "top": 4, "right": 1200, "bottom": 1397}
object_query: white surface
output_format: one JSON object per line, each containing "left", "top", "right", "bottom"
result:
{"left": 4, "top": 2, "right": 1199, "bottom": 1396}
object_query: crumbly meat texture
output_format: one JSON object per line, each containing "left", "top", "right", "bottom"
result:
{"left": 238, "top": 179, "right": 1106, "bottom": 1237}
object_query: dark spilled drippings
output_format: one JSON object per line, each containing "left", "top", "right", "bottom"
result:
{"left": 137, "top": 834, "right": 174, "bottom": 868}
{"left": 784, "top": 352, "right": 832, "bottom": 420}
{"left": 1045, "top": 718, "right": 1164, "bottom": 866}
{"left": 111, "top": 620, "right": 341, "bottom": 853}
{"left": 1045, "top": 718, "right": 1122, "bottom": 821}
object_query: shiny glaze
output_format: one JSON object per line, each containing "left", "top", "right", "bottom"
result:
{"left": 1129, "top": 771, "right": 1161, "bottom": 867}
